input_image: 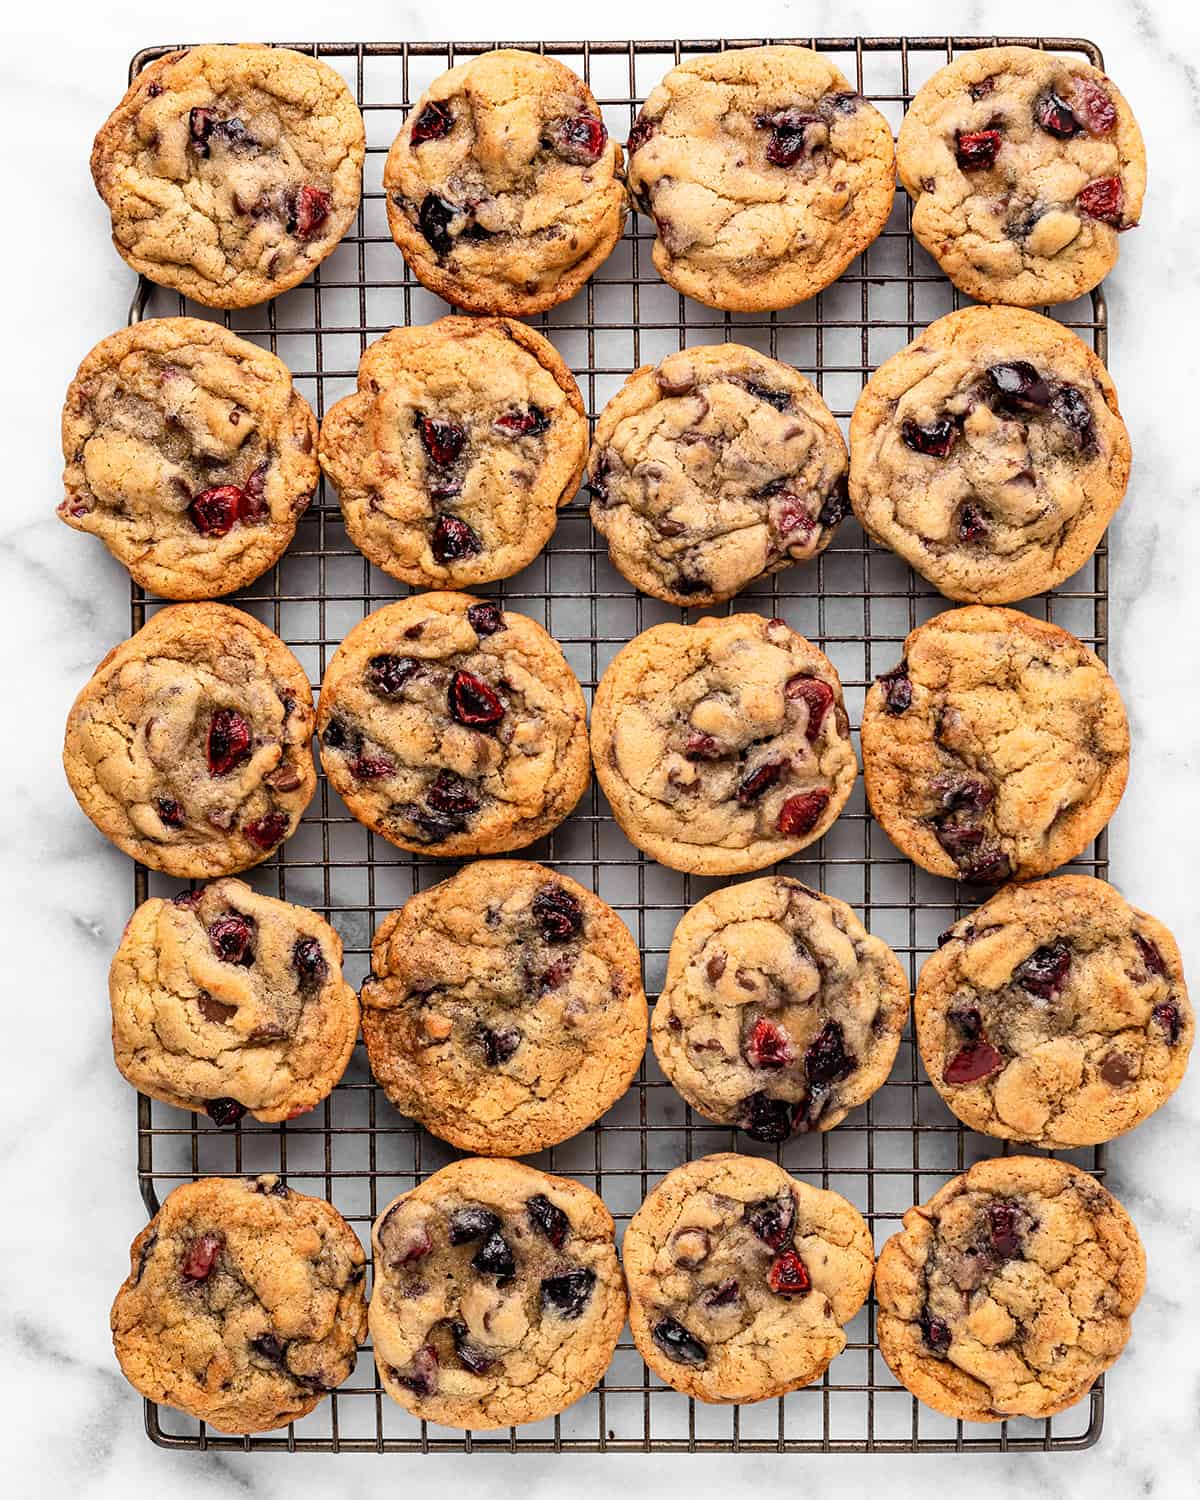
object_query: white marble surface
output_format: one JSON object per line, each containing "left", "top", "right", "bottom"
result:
{"left": 3, "top": 0, "right": 1198, "bottom": 1494}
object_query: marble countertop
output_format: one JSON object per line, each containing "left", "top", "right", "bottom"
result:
{"left": 3, "top": 0, "right": 1196, "bottom": 1494}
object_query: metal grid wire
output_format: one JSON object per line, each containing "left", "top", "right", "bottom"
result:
{"left": 124, "top": 35, "right": 1112, "bottom": 1453}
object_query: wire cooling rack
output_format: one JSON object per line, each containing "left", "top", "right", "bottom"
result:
{"left": 124, "top": 35, "right": 1113, "bottom": 1453}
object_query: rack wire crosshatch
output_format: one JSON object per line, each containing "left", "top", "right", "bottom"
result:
{"left": 124, "top": 35, "right": 1114, "bottom": 1454}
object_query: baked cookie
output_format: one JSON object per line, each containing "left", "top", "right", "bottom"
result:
{"left": 111, "top": 1174, "right": 367, "bottom": 1433}
{"left": 653, "top": 878, "right": 909, "bottom": 1142}
{"left": 916, "top": 875, "right": 1192, "bottom": 1148}
{"left": 626, "top": 47, "right": 895, "bottom": 311}
{"left": 591, "top": 613, "right": 857, "bottom": 875}
{"left": 896, "top": 46, "right": 1146, "bottom": 306}
{"left": 861, "top": 607, "right": 1128, "bottom": 885}
{"left": 319, "top": 317, "right": 587, "bottom": 588}
{"left": 370, "top": 1158, "right": 625, "bottom": 1429}
{"left": 361, "top": 861, "right": 647, "bottom": 1154}
{"left": 624, "top": 1154, "right": 873, "bottom": 1404}
{"left": 92, "top": 45, "right": 364, "bottom": 308}
{"left": 111, "top": 879, "right": 359, "bottom": 1125}
{"left": 588, "top": 345, "right": 848, "bottom": 606}
{"left": 874, "top": 1156, "right": 1145, "bottom": 1421}
{"left": 63, "top": 604, "right": 316, "bottom": 877}
{"left": 316, "top": 593, "right": 589, "bottom": 857}
{"left": 59, "top": 318, "right": 318, "bottom": 599}
{"left": 384, "top": 50, "right": 626, "bottom": 315}
{"left": 849, "top": 307, "right": 1131, "bottom": 604}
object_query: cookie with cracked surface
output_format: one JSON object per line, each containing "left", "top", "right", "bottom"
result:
{"left": 319, "top": 317, "right": 587, "bottom": 588}
{"left": 861, "top": 607, "right": 1128, "bottom": 885}
{"left": 591, "top": 613, "right": 857, "bottom": 875}
{"left": 896, "top": 46, "right": 1145, "bottom": 307}
{"left": 624, "top": 1154, "right": 873, "bottom": 1403}
{"left": 588, "top": 345, "right": 848, "bottom": 606}
{"left": 626, "top": 46, "right": 896, "bottom": 312}
{"left": 370, "top": 1157, "right": 625, "bottom": 1429}
{"left": 384, "top": 50, "right": 626, "bottom": 316}
{"left": 63, "top": 604, "right": 316, "bottom": 877}
{"left": 849, "top": 307, "right": 1130, "bottom": 605}
{"left": 653, "top": 878, "right": 909, "bottom": 1142}
{"left": 92, "top": 45, "right": 364, "bottom": 309}
{"left": 111, "top": 879, "right": 359, "bottom": 1126}
{"left": 59, "top": 318, "right": 318, "bottom": 599}
{"left": 874, "top": 1155, "right": 1145, "bottom": 1421}
{"left": 111, "top": 1174, "right": 367, "bottom": 1433}
{"left": 316, "top": 593, "right": 589, "bottom": 857}
{"left": 917, "top": 875, "right": 1192, "bottom": 1148}
{"left": 361, "top": 861, "right": 647, "bottom": 1154}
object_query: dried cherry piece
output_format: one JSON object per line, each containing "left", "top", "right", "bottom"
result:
{"left": 736, "top": 761, "right": 785, "bottom": 805}
{"left": 944, "top": 1041, "right": 1004, "bottom": 1084}
{"left": 785, "top": 675, "right": 834, "bottom": 741}
{"left": 449, "top": 670, "right": 504, "bottom": 728}
{"left": 777, "top": 789, "right": 830, "bottom": 836}
{"left": 206, "top": 710, "right": 252, "bottom": 776}
{"left": 768, "top": 1248, "right": 811, "bottom": 1296}
{"left": 410, "top": 100, "right": 453, "bottom": 146}
{"left": 955, "top": 129, "right": 1001, "bottom": 169}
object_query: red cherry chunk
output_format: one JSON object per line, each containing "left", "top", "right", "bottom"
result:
{"left": 746, "top": 1018, "right": 794, "bottom": 1070}
{"left": 410, "top": 100, "right": 453, "bottom": 146}
{"left": 1077, "top": 177, "right": 1123, "bottom": 224}
{"left": 777, "top": 788, "right": 830, "bottom": 836}
{"left": 449, "top": 670, "right": 504, "bottom": 729}
{"left": 293, "top": 185, "right": 331, "bottom": 239}
{"left": 206, "top": 709, "right": 252, "bottom": 776}
{"left": 181, "top": 1231, "right": 223, "bottom": 1282}
{"left": 1076, "top": 78, "right": 1117, "bottom": 135}
{"left": 245, "top": 811, "right": 289, "bottom": 849}
{"left": 785, "top": 675, "right": 834, "bottom": 741}
{"left": 955, "top": 129, "right": 1001, "bottom": 170}
{"left": 768, "top": 1248, "right": 811, "bottom": 1296}
{"left": 190, "top": 485, "right": 244, "bottom": 536}
{"left": 944, "top": 1040, "right": 1004, "bottom": 1085}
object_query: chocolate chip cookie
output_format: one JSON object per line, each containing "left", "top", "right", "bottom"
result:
{"left": 588, "top": 345, "right": 848, "bottom": 606}
{"left": 59, "top": 318, "right": 318, "bottom": 599}
{"left": 874, "top": 1156, "right": 1145, "bottom": 1421}
{"left": 92, "top": 45, "right": 365, "bottom": 308}
{"left": 111, "top": 1174, "right": 367, "bottom": 1433}
{"left": 624, "top": 1154, "right": 873, "bottom": 1404}
{"left": 917, "top": 875, "right": 1192, "bottom": 1148}
{"left": 384, "top": 49, "right": 627, "bottom": 315}
{"left": 63, "top": 604, "right": 316, "bottom": 877}
{"left": 317, "top": 593, "right": 589, "bottom": 857}
{"left": 319, "top": 317, "right": 587, "bottom": 588}
{"left": 591, "top": 613, "right": 857, "bottom": 875}
{"left": 861, "top": 607, "right": 1128, "bottom": 885}
{"left": 653, "top": 878, "right": 909, "bottom": 1142}
{"left": 849, "top": 307, "right": 1130, "bottom": 604}
{"left": 111, "top": 880, "right": 359, "bottom": 1126}
{"left": 361, "top": 861, "right": 647, "bottom": 1155}
{"left": 896, "top": 46, "right": 1146, "bottom": 306}
{"left": 370, "top": 1157, "right": 626, "bottom": 1429}
{"left": 626, "top": 46, "right": 896, "bottom": 311}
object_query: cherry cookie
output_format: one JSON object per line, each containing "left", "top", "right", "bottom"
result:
{"left": 896, "top": 46, "right": 1146, "bottom": 306}
{"left": 875, "top": 1156, "right": 1145, "bottom": 1421}
{"left": 591, "top": 613, "right": 857, "bottom": 875}
{"left": 111, "top": 1175, "right": 367, "bottom": 1433}
{"left": 316, "top": 593, "right": 589, "bottom": 857}
{"left": 653, "top": 877, "right": 910, "bottom": 1141}
{"left": 385, "top": 49, "right": 627, "bottom": 315}
{"left": 110, "top": 879, "right": 359, "bottom": 1126}
{"left": 624, "top": 1154, "right": 874, "bottom": 1403}
{"left": 370, "top": 1158, "right": 626, "bottom": 1429}
{"left": 588, "top": 344, "right": 849, "bottom": 606}
{"left": 59, "top": 318, "right": 318, "bottom": 599}
{"left": 63, "top": 603, "right": 316, "bottom": 877}
{"left": 92, "top": 45, "right": 365, "bottom": 308}
{"left": 917, "top": 875, "right": 1192, "bottom": 1148}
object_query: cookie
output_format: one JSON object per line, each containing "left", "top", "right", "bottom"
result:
{"left": 111, "top": 1174, "right": 367, "bottom": 1433}
{"left": 110, "top": 879, "right": 359, "bottom": 1126}
{"left": 591, "top": 613, "right": 857, "bottom": 875}
{"left": 384, "top": 50, "right": 626, "bottom": 315}
{"left": 652, "top": 877, "right": 909, "bottom": 1142}
{"left": 896, "top": 46, "right": 1146, "bottom": 306}
{"left": 623, "top": 1154, "right": 873, "bottom": 1404}
{"left": 316, "top": 593, "right": 589, "bottom": 857}
{"left": 916, "top": 875, "right": 1192, "bottom": 1148}
{"left": 319, "top": 317, "right": 587, "bottom": 588}
{"left": 861, "top": 607, "right": 1128, "bottom": 885}
{"left": 370, "top": 1157, "right": 626, "bottom": 1429}
{"left": 849, "top": 307, "right": 1131, "bottom": 604}
{"left": 361, "top": 861, "right": 647, "bottom": 1155}
{"left": 63, "top": 604, "right": 316, "bottom": 877}
{"left": 588, "top": 344, "right": 848, "bottom": 606}
{"left": 874, "top": 1156, "right": 1145, "bottom": 1421}
{"left": 58, "top": 318, "right": 318, "bottom": 599}
{"left": 92, "top": 45, "right": 364, "bottom": 309}
{"left": 626, "top": 47, "right": 896, "bottom": 312}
